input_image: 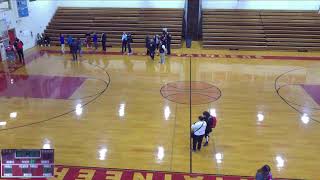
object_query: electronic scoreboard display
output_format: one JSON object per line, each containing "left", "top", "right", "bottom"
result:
{"left": 0, "top": 149, "right": 54, "bottom": 178}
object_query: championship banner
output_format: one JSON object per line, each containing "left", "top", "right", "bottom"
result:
{"left": 0, "top": 165, "right": 299, "bottom": 180}
{"left": 16, "top": 0, "right": 29, "bottom": 17}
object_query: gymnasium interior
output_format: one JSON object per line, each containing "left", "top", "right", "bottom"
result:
{"left": 1, "top": 0, "right": 320, "bottom": 179}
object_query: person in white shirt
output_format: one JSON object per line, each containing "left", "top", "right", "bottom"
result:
{"left": 121, "top": 32, "right": 127, "bottom": 53}
{"left": 191, "top": 116, "right": 207, "bottom": 152}
{"left": 159, "top": 41, "right": 167, "bottom": 64}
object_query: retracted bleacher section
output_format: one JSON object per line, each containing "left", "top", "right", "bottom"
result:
{"left": 203, "top": 9, "right": 320, "bottom": 51}
{"left": 45, "top": 7, "right": 183, "bottom": 48}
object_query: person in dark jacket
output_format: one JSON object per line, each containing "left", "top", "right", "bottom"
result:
{"left": 86, "top": 32, "right": 91, "bottom": 48}
{"left": 203, "top": 111, "right": 217, "bottom": 146}
{"left": 101, "top": 33, "right": 107, "bottom": 52}
{"left": 71, "top": 39, "right": 78, "bottom": 61}
{"left": 44, "top": 34, "right": 51, "bottom": 47}
{"left": 255, "top": 165, "right": 272, "bottom": 180}
{"left": 154, "top": 35, "right": 160, "bottom": 50}
{"left": 145, "top": 35, "right": 150, "bottom": 55}
{"left": 14, "top": 38, "right": 25, "bottom": 64}
{"left": 149, "top": 39, "right": 156, "bottom": 60}
{"left": 166, "top": 33, "right": 172, "bottom": 55}
{"left": 127, "top": 33, "right": 133, "bottom": 55}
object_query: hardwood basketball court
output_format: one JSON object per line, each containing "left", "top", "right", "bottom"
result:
{"left": 0, "top": 46, "right": 319, "bottom": 179}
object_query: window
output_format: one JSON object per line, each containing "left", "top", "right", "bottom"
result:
{"left": 0, "top": 0, "right": 11, "bottom": 10}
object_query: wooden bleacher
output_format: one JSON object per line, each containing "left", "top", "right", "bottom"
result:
{"left": 45, "top": 7, "right": 184, "bottom": 48}
{"left": 202, "top": 9, "right": 320, "bottom": 50}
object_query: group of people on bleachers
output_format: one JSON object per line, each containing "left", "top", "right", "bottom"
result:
{"left": 145, "top": 29, "right": 172, "bottom": 64}
{"left": 36, "top": 33, "right": 51, "bottom": 47}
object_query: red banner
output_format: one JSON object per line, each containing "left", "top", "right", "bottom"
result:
{"left": 0, "top": 165, "right": 296, "bottom": 180}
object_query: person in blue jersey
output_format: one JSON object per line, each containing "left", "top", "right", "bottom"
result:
{"left": 93, "top": 32, "right": 98, "bottom": 51}
{"left": 77, "top": 37, "right": 83, "bottom": 57}
{"left": 70, "top": 39, "right": 78, "bottom": 61}
{"left": 59, "top": 34, "right": 65, "bottom": 54}
{"left": 67, "top": 35, "right": 73, "bottom": 54}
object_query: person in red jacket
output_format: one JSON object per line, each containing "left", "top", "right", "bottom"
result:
{"left": 203, "top": 111, "right": 217, "bottom": 146}
{"left": 14, "top": 38, "right": 25, "bottom": 64}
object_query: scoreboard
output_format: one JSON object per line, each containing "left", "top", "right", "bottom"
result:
{"left": 1, "top": 149, "right": 54, "bottom": 178}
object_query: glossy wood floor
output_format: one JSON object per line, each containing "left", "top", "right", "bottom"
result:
{"left": 1, "top": 46, "right": 320, "bottom": 179}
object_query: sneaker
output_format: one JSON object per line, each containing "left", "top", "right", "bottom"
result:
{"left": 204, "top": 142, "right": 208, "bottom": 146}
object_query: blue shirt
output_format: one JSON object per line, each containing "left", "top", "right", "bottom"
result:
{"left": 67, "top": 36, "right": 73, "bottom": 45}
{"left": 60, "top": 36, "right": 64, "bottom": 44}
{"left": 93, "top": 34, "right": 98, "bottom": 43}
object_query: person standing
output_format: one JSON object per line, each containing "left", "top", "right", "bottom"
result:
{"left": 255, "top": 165, "right": 272, "bottom": 180}
{"left": 86, "top": 32, "right": 91, "bottom": 48}
{"left": 44, "top": 34, "right": 51, "bottom": 47}
{"left": 149, "top": 39, "right": 156, "bottom": 60}
{"left": 36, "top": 33, "right": 43, "bottom": 47}
{"left": 191, "top": 116, "right": 207, "bottom": 152}
{"left": 159, "top": 41, "right": 167, "bottom": 64}
{"left": 145, "top": 35, "right": 150, "bottom": 55}
{"left": 127, "top": 33, "right": 133, "bottom": 55}
{"left": 77, "top": 38, "right": 83, "bottom": 57}
{"left": 14, "top": 38, "right": 25, "bottom": 64}
{"left": 71, "top": 39, "right": 78, "bottom": 61}
{"left": 166, "top": 33, "right": 172, "bottom": 55}
{"left": 154, "top": 35, "right": 160, "bottom": 50}
{"left": 101, "top": 33, "right": 107, "bottom": 52}
{"left": 202, "top": 111, "right": 217, "bottom": 146}
{"left": 121, "top": 32, "right": 127, "bottom": 54}
{"left": 93, "top": 32, "right": 98, "bottom": 51}
{"left": 60, "top": 34, "right": 65, "bottom": 54}
{"left": 67, "top": 35, "right": 73, "bottom": 54}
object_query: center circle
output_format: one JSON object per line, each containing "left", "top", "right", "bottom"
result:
{"left": 160, "top": 81, "right": 221, "bottom": 105}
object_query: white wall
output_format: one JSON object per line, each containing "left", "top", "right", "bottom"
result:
{"left": 56, "top": 0, "right": 184, "bottom": 8}
{"left": 0, "top": 0, "right": 57, "bottom": 50}
{"left": 202, "top": 0, "right": 320, "bottom": 10}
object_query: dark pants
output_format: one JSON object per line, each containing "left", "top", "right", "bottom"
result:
{"left": 102, "top": 42, "right": 106, "bottom": 51}
{"left": 72, "top": 52, "right": 77, "bottom": 61}
{"left": 150, "top": 51, "right": 155, "bottom": 60}
{"left": 128, "top": 43, "right": 132, "bottom": 54}
{"left": 17, "top": 50, "right": 24, "bottom": 64}
{"left": 69, "top": 45, "right": 72, "bottom": 54}
{"left": 146, "top": 48, "right": 150, "bottom": 55}
{"left": 167, "top": 43, "right": 171, "bottom": 55}
{"left": 121, "top": 40, "right": 127, "bottom": 53}
{"left": 193, "top": 135, "right": 204, "bottom": 151}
